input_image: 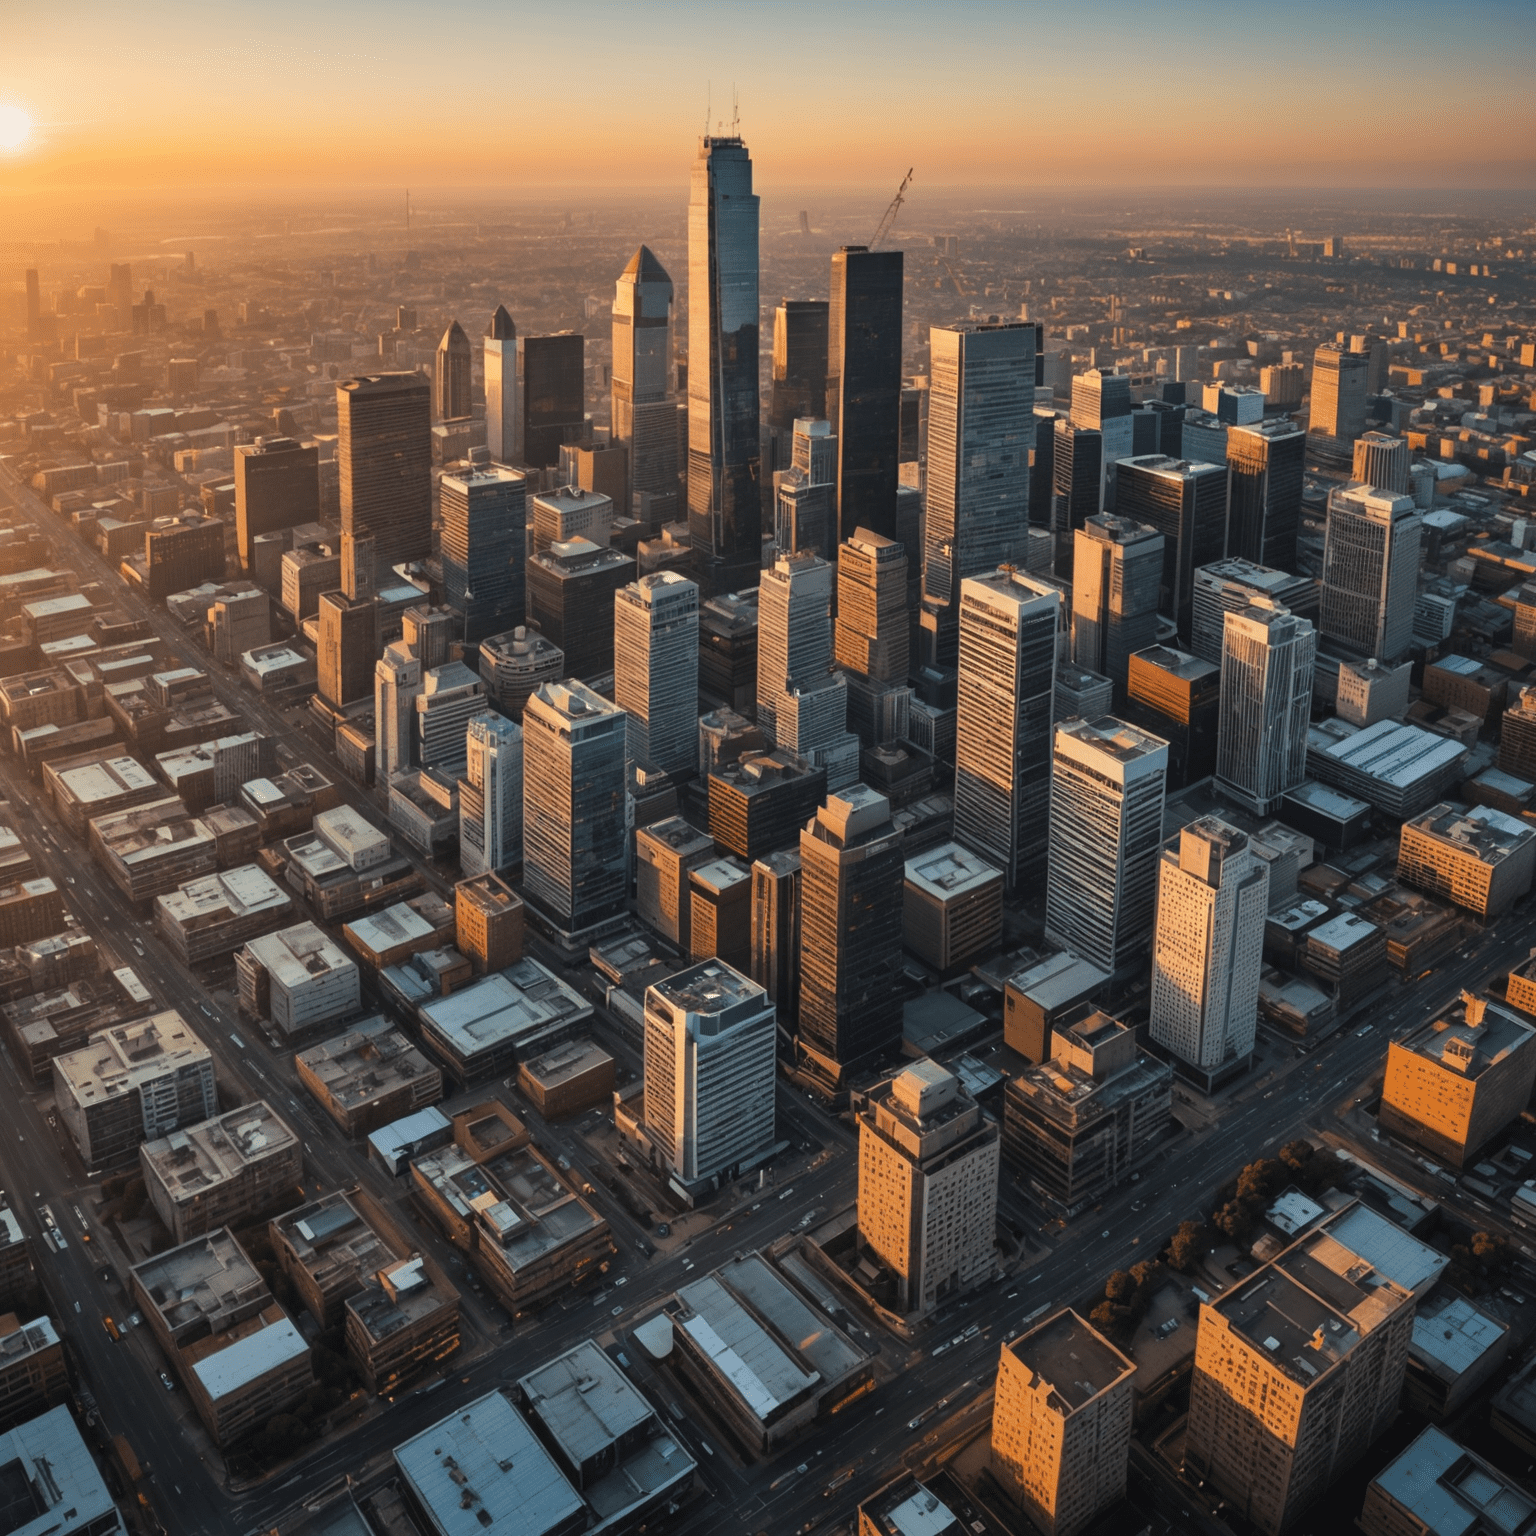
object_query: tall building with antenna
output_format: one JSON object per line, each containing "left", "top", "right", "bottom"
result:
{"left": 687, "top": 132, "right": 761, "bottom": 597}
{"left": 613, "top": 247, "right": 680, "bottom": 526}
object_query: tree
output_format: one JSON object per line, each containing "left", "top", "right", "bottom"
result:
{"left": 1129, "top": 1259, "right": 1163, "bottom": 1294}
{"left": 1104, "top": 1270, "right": 1136, "bottom": 1303}
{"left": 1212, "top": 1200, "right": 1253, "bottom": 1243}
{"left": 1235, "top": 1159, "right": 1283, "bottom": 1205}
{"left": 1168, "top": 1221, "right": 1207, "bottom": 1273}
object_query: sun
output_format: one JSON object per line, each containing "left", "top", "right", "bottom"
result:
{"left": 0, "top": 105, "right": 32, "bottom": 153}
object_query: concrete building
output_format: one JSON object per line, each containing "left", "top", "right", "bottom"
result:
{"left": 517, "top": 1039, "right": 615, "bottom": 1120}
{"left": 857, "top": 1476, "right": 963, "bottom": 1536}
{"left": 614, "top": 572, "right": 698, "bottom": 779}
{"left": 1121, "top": 644, "right": 1220, "bottom": 790}
{"left": 1226, "top": 417, "right": 1305, "bottom": 572}
{"left": 54, "top": 1010, "right": 215, "bottom": 1169}
{"left": 1380, "top": 993, "right": 1536, "bottom": 1169}
{"left": 296, "top": 1015, "right": 444, "bottom": 1137}
{"left": 1189, "top": 558, "right": 1318, "bottom": 668}
{"left": 1150, "top": 818, "right": 1269, "bottom": 1086}
{"left": 1002, "top": 1012, "right": 1172, "bottom": 1213}
{"left": 522, "top": 680, "right": 627, "bottom": 937}
{"left": 338, "top": 373, "right": 432, "bottom": 577}
{"left": 1002, "top": 951, "right": 1111, "bottom": 1064}
{"left": 343, "top": 892, "right": 456, "bottom": 970}
{"left": 1045, "top": 717, "right": 1168, "bottom": 977}
{"left": 1116, "top": 455, "right": 1228, "bottom": 642}
{"left": 440, "top": 464, "right": 526, "bottom": 643}
{"left": 454, "top": 872, "right": 524, "bottom": 974}
{"left": 1405, "top": 1292, "right": 1509, "bottom": 1421}
{"left": 131, "top": 1229, "right": 312, "bottom": 1447}
{"left": 140, "top": 1100, "right": 302, "bottom": 1242}
{"left": 1070, "top": 515, "right": 1163, "bottom": 702}
{"left": 1309, "top": 342, "right": 1370, "bottom": 449}
{"left": 1185, "top": 1206, "right": 1419, "bottom": 1535}
{"left": 0, "top": 1316, "right": 67, "bottom": 1430}
{"left": 45, "top": 751, "right": 161, "bottom": 837}
{"left": 902, "top": 842, "right": 1003, "bottom": 972}
{"left": 707, "top": 749, "right": 826, "bottom": 863}
{"left": 1306, "top": 717, "right": 1468, "bottom": 821}
{"left": 234, "top": 921, "right": 359, "bottom": 1038}
{"left": 1361, "top": 1425, "right": 1535, "bottom": 1536}
{"left": 88, "top": 795, "right": 218, "bottom": 902}
{"left": 154, "top": 863, "right": 293, "bottom": 966}
{"left": 459, "top": 712, "right": 523, "bottom": 878}
{"left": 687, "top": 856, "right": 751, "bottom": 971}
{"left": 478, "top": 625, "right": 564, "bottom": 720}
{"left": 634, "top": 817, "right": 716, "bottom": 952}
{"left": 0, "top": 1404, "right": 126, "bottom": 1536}
{"left": 954, "top": 569, "right": 1060, "bottom": 890}
{"left": 373, "top": 641, "right": 421, "bottom": 780}
{"left": 1397, "top": 803, "right": 1536, "bottom": 918}
{"left": 857, "top": 1060, "right": 998, "bottom": 1316}
{"left": 991, "top": 1308, "right": 1135, "bottom": 1536}
{"left": 526, "top": 539, "right": 632, "bottom": 688}
{"left": 641, "top": 961, "right": 775, "bottom": 1194}
{"left": 1320, "top": 484, "right": 1423, "bottom": 664}
{"left": 1216, "top": 600, "right": 1316, "bottom": 816}
{"left": 751, "top": 849, "right": 800, "bottom": 1025}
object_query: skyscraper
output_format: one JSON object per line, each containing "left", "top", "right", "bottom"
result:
{"left": 828, "top": 246, "right": 904, "bottom": 541}
{"left": 1150, "top": 818, "right": 1270, "bottom": 1084}
{"left": 1045, "top": 717, "right": 1168, "bottom": 976}
{"left": 233, "top": 436, "right": 320, "bottom": 569}
{"left": 835, "top": 528, "right": 911, "bottom": 746}
{"left": 1226, "top": 417, "right": 1305, "bottom": 571}
{"left": 23, "top": 270, "right": 39, "bottom": 336}
{"left": 317, "top": 591, "right": 378, "bottom": 709}
{"left": 1115, "top": 455, "right": 1228, "bottom": 643}
{"left": 1050, "top": 419, "right": 1102, "bottom": 573}
{"left": 414, "top": 663, "right": 486, "bottom": 772}
{"left": 1309, "top": 342, "right": 1370, "bottom": 449}
{"left": 750, "top": 849, "right": 799, "bottom": 1024}
{"left": 1070, "top": 369, "right": 1132, "bottom": 509}
{"left": 1320, "top": 484, "right": 1422, "bottom": 662}
{"left": 374, "top": 640, "right": 422, "bottom": 779}
{"left": 613, "top": 571, "right": 699, "bottom": 779}
{"left": 642, "top": 960, "right": 776, "bottom": 1191}
{"left": 768, "top": 300, "right": 829, "bottom": 470}
{"left": 954, "top": 570, "right": 1059, "bottom": 890}
{"left": 856, "top": 1059, "right": 999, "bottom": 1315}
{"left": 517, "top": 333, "right": 584, "bottom": 468}
{"left": 1351, "top": 431, "right": 1411, "bottom": 494}
{"left": 439, "top": 465, "right": 526, "bottom": 643}
{"left": 613, "top": 246, "right": 680, "bottom": 526}
{"left": 460, "top": 712, "right": 523, "bottom": 877}
{"left": 1070, "top": 515, "right": 1163, "bottom": 702}
{"left": 484, "top": 304, "right": 517, "bottom": 464}
{"left": 1215, "top": 598, "right": 1316, "bottom": 815}
{"left": 921, "top": 322, "right": 1036, "bottom": 660}
{"left": 756, "top": 551, "right": 834, "bottom": 741}
{"left": 773, "top": 419, "right": 837, "bottom": 557}
{"left": 434, "top": 321, "right": 472, "bottom": 422}
{"left": 522, "top": 679, "right": 627, "bottom": 934}
{"left": 337, "top": 373, "right": 433, "bottom": 578}
{"left": 797, "top": 786, "right": 906, "bottom": 1084}
{"left": 688, "top": 134, "right": 761, "bottom": 596}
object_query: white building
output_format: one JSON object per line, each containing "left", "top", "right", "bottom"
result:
{"left": 1150, "top": 818, "right": 1269, "bottom": 1083}
{"left": 1216, "top": 598, "right": 1316, "bottom": 815}
{"left": 414, "top": 662, "right": 485, "bottom": 772}
{"left": 459, "top": 712, "right": 522, "bottom": 878}
{"left": 1320, "top": 483, "right": 1422, "bottom": 663}
{"left": 614, "top": 571, "right": 698, "bottom": 778}
{"left": 238, "top": 921, "right": 359, "bottom": 1038}
{"left": 484, "top": 304, "right": 518, "bottom": 463}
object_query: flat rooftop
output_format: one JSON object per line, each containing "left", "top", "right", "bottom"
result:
{"left": 1055, "top": 713, "right": 1167, "bottom": 766}
{"left": 1394, "top": 997, "right": 1535, "bottom": 1081}
{"left": 1407, "top": 802, "right": 1535, "bottom": 865}
{"left": 0, "top": 1404, "right": 119, "bottom": 1536}
{"left": 1372, "top": 1425, "right": 1535, "bottom": 1535}
{"left": 905, "top": 841, "right": 1002, "bottom": 900}
{"left": 521, "top": 1038, "right": 613, "bottom": 1089}
{"left": 675, "top": 1272, "right": 819, "bottom": 1420}
{"left": 245, "top": 922, "right": 354, "bottom": 988}
{"left": 53, "top": 1009, "right": 208, "bottom": 1107}
{"left": 297, "top": 1017, "right": 439, "bottom": 1111}
{"left": 1006, "top": 1308, "right": 1133, "bottom": 1414}
{"left": 648, "top": 960, "right": 765, "bottom": 1025}
{"left": 141, "top": 1101, "right": 297, "bottom": 1202}
{"left": 131, "top": 1228, "right": 271, "bottom": 1343}
{"left": 418, "top": 961, "right": 591, "bottom": 1060}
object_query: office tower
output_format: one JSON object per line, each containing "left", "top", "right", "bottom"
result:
{"left": 642, "top": 960, "right": 775, "bottom": 1190}
{"left": 1045, "top": 717, "right": 1168, "bottom": 976}
{"left": 836, "top": 529, "right": 910, "bottom": 745}
{"left": 338, "top": 374, "right": 433, "bottom": 578}
{"left": 1186, "top": 1207, "right": 1420, "bottom": 1536}
{"left": 992, "top": 1309, "right": 1135, "bottom": 1536}
{"left": 518, "top": 333, "right": 585, "bottom": 468}
{"left": 142, "top": 515, "right": 225, "bottom": 601}
{"left": 1216, "top": 599, "right": 1316, "bottom": 815}
{"left": 439, "top": 465, "right": 526, "bottom": 644}
{"left": 24, "top": 270, "right": 39, "bottom": 335}
{"left": 1260, "top": 360, "right": 1305, "bottom": 409}
{"left": 1309, "top": 342, "right": 1370, "bottom": 448}
{"left": 108, "top": 261, "right": 133, "bottom": 316}
{"left": 403, "top": 604, "right": 457, "bottom": 671}
{"left": 1143, "top": 396, "right": 1187, "bottom": 457}
{"left": 374, "top": 641, "right": 422, "bottom": 779}
{"left": 954, "top": 570, "right": 1059, "bottom": 890}
{"left": 768, "top": 300, "right": 829, "bottom": 469}
{"left": 414, "top": 663, "right": 485, "bottom": 771}
{"left": 1030, "top": 408, "right": 1058, "bottom": 526}
{"left": 341, "top": 532, "right": 374, "bottom": 602}
{"left": 1070, "top": 515, "right": 1163, "bottom": 702}
{"left": 433, "top": 321, "right": 471, "bottom": 422}
{"left": 614, "top": 571, "right": 699, "bottom": 778}
{"left": 521, "top": 679, "right": 626, "bottom": 933}
{"left": 531, "top": 486, "right": 611, "bottom": 558}
{"left": 688, "top": 133, "right": 761, "bottom": 596}
{"left": 773, "top": 420, "right": 836, "bottom": 557}
{"left": 1226, "top": 418, "right": 1305, "bottom": 571}
{"left": 612, "top": 246, "right": 679, "bottom": 525}
{"left": 1202, "top": 383, "right": 1265, "bottom": 425}
{"left": 756, "top": 552, "right": 833, "bottom": 740}
{"left": 750, "top": 850, "right": 799, "bottom": 1023}
{"left": 921, "top": 322, "right": 1036, "bottom": 655}
{"left": 1352, "top": 431, "right": 1411, "bottom": 494}
{"left": 688, "top": 854, "right": 751, "bottom": 970}
{"left": 233, "top": 437, "right": 319, "bottom": 570}
{"left": 1070, "top": 369, "right": 1132, "bottom": 509}
{"left": 460, "top": 712, "right": 522, "bottom": 876}
{"left": 317, "top": 591, "right": 377, "bottom": 708}
{"left": 525, "top": 538, "right": 633, "bottom": 686}
{"left": 483, "top": 304, "right": 517, "bottom": 464}
{"left": 1190, "top": 558, "right": 1319, "bottom": 667}
{"left": 698, "top": 591, "right": 759, "bottom": 713}
{"left": 1150, "top": 818, "right": 1269, "bottom": 1084}
{"left": 828, "top": 246, "right": 904, "bottom": 541}
{"left": 1320, "top": 484, "right": 1422, "bottom": 662}
{"left": 1050, "top": 419, "right": 1102, "bottom": 570}
{"left": 856, "top": 1059, "right": 999, "bottom": 1315}
{"left": 1115, "top": 455, "right": 1228, "bottom": 643}
{"left": 797, "top": 786, "right": 905, "bottom": 1083}
{"left": 477, "top": 625, "right": 563, "bottom": 720}
{"left": 1123, "top": 645, "right": 1220, "bottom": 789}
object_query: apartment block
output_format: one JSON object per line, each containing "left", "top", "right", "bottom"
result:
{"left": 154, "top": 864, "right": 294, "bottom": 965}
{"left": 1397, "top": 802, "right": 1536, "bottom": 918}
{"left": 453, "top": 871, "right": 524, "bottom": 973}
{"left": 295, "top": 1015, "right": 444, "bottom": 1137}
{"left": 234, "top": 921, "right": 359, "bottom": 1038}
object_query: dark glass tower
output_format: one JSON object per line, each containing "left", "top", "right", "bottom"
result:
{"left": 233, "top": 436, "right": 319, "bottom": 569}
{"left": 688, "top": 135, "right": 761, "bottom": 597}
{"left": 337, "top": 372, "right": 433, "bottom": 577}
{"left": 440, "top": 465, "right": 527, "bottom": 643}
{"left": 518, "top": 333, "right": 585, "bottom": 468}
{"left": 1051, "top": 419, "right": 1102, "bottom": 576}
{"left": 768, "top": 300, "right": 829, "bottom": 471}
{"left": 1226, "top": 418, "right": 1305, "bottom": 571}
{"left": 1116, "top": 455, "right": 1229, "bottom": 643}
{"left": 828, "top": 246, "right": 904, "bottom": 542}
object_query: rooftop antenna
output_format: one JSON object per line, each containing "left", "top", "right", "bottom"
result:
{"left": 702, "top": 84, "right": 711, "bottom": 142}
{"left": 730, "top": 86, "right": 740, "bottom": 136}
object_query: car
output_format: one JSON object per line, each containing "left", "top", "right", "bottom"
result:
{"left": 682, "top": 1259, "right": 694, "bottom": 1271}
{"left": 159, "top": 1372, "right": 174, "bottom": 1392}
{"left": 612, "top": 1305, "right": 624, "bottom": 1316}
{"left": 102, "top": 1316, "right": 120, "bottom": 1342}
{"left": 127, "top": 1312, "right": 141, "bottom": 1327}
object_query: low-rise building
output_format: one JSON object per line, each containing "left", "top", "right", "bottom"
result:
{"left": 368, "top": 1105, "right": 453, "bottom": 1177}
{"left": 130, "top": 1229, "right": 312, "bottom": 1447}
{"left": 902, "top": 842, "right": 1003, "bottom": 973}
{"left": 140, "top": 1100, "right": 302, "bottom": 1243}
{"left": 54, "top": 1010, "right": 215, "bottom": 1169}
{"left": 1302, "top": 910, "right": 1388, "bottom": 1012}
{"left": 343, "top": 893, "right": 457, "bottom": 970}
{"left": 857, "top": 1476, "right": 964, "bottom": 1536}
{"left": 517, "top": 1039, "right": 615, "bottom": 1120}
{"left": 0, "top": 1208, "right": 33, "bottom": 1313}
{"left": 416, "top": 959, "right": 592, "bottom": 1087}
{"left": 1397, "top": 802, "right": 1536, "bottom": 917}
{"left": 88, "top": 795, "right": 218, "bottom": 901}
{"left": 1361, "top": 1426, "right": 1536, "bottom": 1536}
{"left": 1002, "top": 951, "right": 1111, "bottom": 1063}
{"left": 0, "top": 1315, "right": 67, "bottom": 1430}
{"left": 154, "top": 864, "right": 294, "bottom": 965}
{"left": 1405, "top": 1291, "right": 1509, "bottom": 1421}
{"left": 0, "top": 1404, "right": 126, "bottom": 1536}
{"left": 0, "top": 880, "right": 63, "bottom": 951}
{"left": 296, "top": 1016, "right": 444, "bottom": 1137}
{"left": 3, "top": 971, "right": 152, "bottom": 1083}
{"left": 234, "top": 921, "right": 359, "bottom": 1038}
{"left": 454, "top": 871, "right": 524, "bottom": 973}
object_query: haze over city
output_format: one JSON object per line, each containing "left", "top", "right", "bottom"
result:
{"left": 1, "top": 6, "right": 1536, "bottom": 1536}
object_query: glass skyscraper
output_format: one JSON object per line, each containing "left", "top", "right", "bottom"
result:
{"left": 688, "top": 135, "right": 761, "bottom": 597}
{"left": 439, "top": 465, "right": 527, "bottom": 643}
{"left": 613, "top": 246, "right": 679, "bottom": 526}
{"left": 768, "top": 300, "right": 829, "bottom": 471}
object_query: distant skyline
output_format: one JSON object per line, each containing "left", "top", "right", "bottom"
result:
{"left": 3, "top": 0, "right": 1535, "bottom": 196}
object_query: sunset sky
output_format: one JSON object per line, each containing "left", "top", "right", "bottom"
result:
{"left": 3, "top": 0, "right": 1535, "bottom": 195}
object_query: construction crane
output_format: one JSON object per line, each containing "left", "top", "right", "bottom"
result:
{"left": 869, "top": 168, "right": 914, "bottom": 250}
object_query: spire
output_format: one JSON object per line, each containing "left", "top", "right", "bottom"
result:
{"left": 621, "top": 245, "right": 670, "bottom": 284}
{"left": 486, "top": 303, "right": 515, "bottom": 341}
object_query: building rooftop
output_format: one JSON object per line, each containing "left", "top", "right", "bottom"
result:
{"left": 244, "top": 922, "right": 354, "bottom": 991}
{"left": 1006, "top": 950, "right": 1111, "bottom": 1011}
{"left": 394, "top": 1390, "right": 583, "bottom": 1536}
{"left": 52, "top": 752, "right": 157, "bottom": 806}
{"left": 418, "top": 961, "right": 591, "bottom": 1062}
{"left": 367, "top": 1106, "right": 451, "bottom": 1166}
{"left": 52, "top": 1009, "right": 208, "bottom": 1108}
{"left": 1394, "top": 995, "right": 1536, "bottom": 1082}
{"left": 860, "top": 1476, "right": 962, "bottom": 1536}
{"left": 157, "top": 865, "right": 290, "bottom": 926}
{"left": 1406, "top": 803, "right": 1536, "bottom": 865}
{"left": 520, "top": 1038, "right": 614, "bottom": 1091}
{"left": 192, "top": 1315, "right": 308, "bottom": 1401}
{"left": 141, "top": 1101, "right": 297, "bottom": 1205}
{"left": 904, "top": 841, "right": 1002, "bottom": 901}
{"left": 674, "top": 1272, "right": 819, "bottom": 1419}
{"left": 0, "top": 1404, "right": 120, "bottom": 1536}
{"left": 1411, "top": 1293, "right": 1508, "bottom": 1387}
{"left": 1320, "top": 1202, "right": 1448, "bottom": 1297}
{"left": 296, "top": 1017, "right": 438, "bottom": 1113}
{"left": 1006, "top": 1308, "right": 1134, "bottom": 1415}
{"left": 648, "top": 960, "right": 766, "bottom": 1030}
{"left": 1055, "top": 713, "right": 1168, "bottom": 768}
{"left": 1372, "top": 1425, "right": 1535, "bottom": 1536}
{"left": 1309, "top": 717, "right": 1468, "bottom": 791}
